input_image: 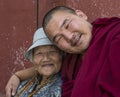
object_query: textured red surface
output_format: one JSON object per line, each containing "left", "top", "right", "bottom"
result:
{"left": 0, "top": 0, "right": 120, "bottom": 95}
{"left": 0, "top": 0, "right": 36, "bottom": 94}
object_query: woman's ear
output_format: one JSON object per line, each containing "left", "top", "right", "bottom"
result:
{"left": 75, "top": 10, "right": 88, "bottom": 20}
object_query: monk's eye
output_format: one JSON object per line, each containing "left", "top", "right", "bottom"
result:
{"left": 55, "top": 35, "right": 62, "bottom": 44}
{"left": 64, "top": 19, "right": 71, "bottom": 29}
{"left": 65, "top": 24, "right": 69, "bottom": 29}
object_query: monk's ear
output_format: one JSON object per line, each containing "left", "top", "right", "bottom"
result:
{"left": 75, "top": 10, "right": 88, "bottom": 20}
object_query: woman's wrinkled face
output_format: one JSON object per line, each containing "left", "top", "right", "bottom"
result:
{"left": 45, "top": 10, "right": 92, "bottom": 54}
{"left": 33, "top": 45, "right": 62, "bottom": 79}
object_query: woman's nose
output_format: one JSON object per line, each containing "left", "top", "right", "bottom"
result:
{"left": 42, "top": 53, "right": 50, "bottom": 61}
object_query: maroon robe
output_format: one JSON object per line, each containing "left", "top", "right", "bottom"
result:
{"left": 62, "top": 17, "right": 120, "bottom": 97}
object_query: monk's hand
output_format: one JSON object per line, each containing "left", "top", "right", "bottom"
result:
{"left": 5, "top": 74, "right": 20, "bottom": 97}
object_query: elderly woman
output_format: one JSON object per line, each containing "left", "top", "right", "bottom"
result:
{"left": 12, "top": 28, "right": 62, "bottom": 97}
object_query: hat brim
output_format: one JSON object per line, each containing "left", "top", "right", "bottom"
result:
{"left": 24, "top": 38, "right": 53, "bottom": 60}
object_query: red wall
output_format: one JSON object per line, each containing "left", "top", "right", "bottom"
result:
{"left": 38, "top": 0, "right": 120, "bottom": 25}
{"left": 0, "top": 0, "right": 120, "bottom": 96}
{"left": 0, "top": 0, "right": 36, "bottom": 96}
{"left": 65, "top": 0, "right": 120, "bottom": 22}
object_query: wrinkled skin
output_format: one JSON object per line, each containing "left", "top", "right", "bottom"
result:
{"left": 5, "top": 74, "right": 20, "bottom": 97}
{"left": 5, "top": 45, "right": 62, "bottom": 97}
{"left": 33, "top": 45, "right": 62, "bottom": 80}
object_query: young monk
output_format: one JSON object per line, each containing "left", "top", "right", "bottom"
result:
{"left": 42, "top": 6, "right": 120, "bottom": 97}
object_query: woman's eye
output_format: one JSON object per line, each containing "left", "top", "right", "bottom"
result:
{"left": 35, "top": 52, "right": 42, "bottom": 56}
{"left": 49, "top": 51, "right": 58, "bottom": 54}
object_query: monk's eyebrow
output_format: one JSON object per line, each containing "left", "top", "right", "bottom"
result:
{"left": 52, "top": 18, "right": 69, "bottom": 42}
{"left": 61, "top": 18, "right": 68, "bottom": 28}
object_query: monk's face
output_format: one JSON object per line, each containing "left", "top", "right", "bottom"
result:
{"left": 45, "top": 10, "right": 92, "bottom": 54}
